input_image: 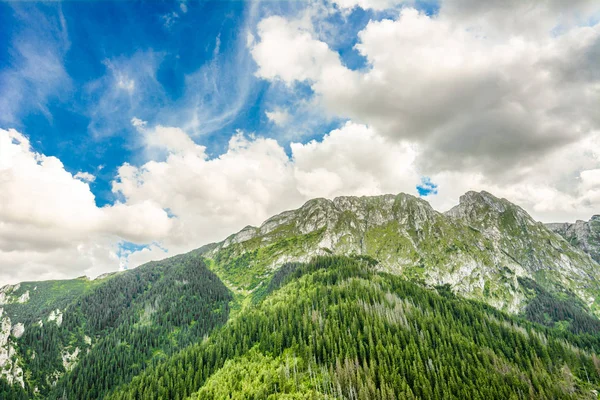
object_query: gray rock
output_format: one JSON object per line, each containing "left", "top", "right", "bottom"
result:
{"left": 205, "top": 191, "right": 600, "bottom": 316}
{"left": 546, "top": 215, "right": 600, "bottom": 263}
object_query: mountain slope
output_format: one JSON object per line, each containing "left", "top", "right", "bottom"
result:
{"left": 107, "top": 256, "right": 600, "bottom": 399}
{"left": 0, "top": 254, "right": 231, "bottom": 399}
{"left": 547, "top": 216, "right": 600, "bottom": 264}
{"left": 202, "top": 191, "right": 600, "bottom": 316}
{"left": 0, "top": 276, "right": 110, "bottom": 393}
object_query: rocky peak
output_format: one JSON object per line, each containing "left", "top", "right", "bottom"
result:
{"left": 199, "top": 190, "right": 600, "bottom": 317}
{"left": 445, "top": 191, "right": 535, "bottom": 227}
{"left": 219, "top": 193, "right": 438, "bottom": 250}
{"left": 446, "top": 191, "right": 505, "bottom": 218}
{"left": 463, "top": 191, "right": 507, "bottom": 212}
{"left": 546, "top": 215, "right": 600, "bottom": 264}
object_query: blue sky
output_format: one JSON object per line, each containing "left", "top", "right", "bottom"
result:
{"left": 1, "top": 0, "right": 599, "bottom": 284}
{"left": 1, "top": 0, "right": 438, "bottom": 208}
{"left": 2, "top": 1, "right": 255, "bottom": 205}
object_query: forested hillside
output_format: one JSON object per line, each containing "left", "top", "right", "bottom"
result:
{"left": 106, "top": 256, "right": 600, "bottom": 399}
{"left": 2, "top": 254, "right": 600, "bottom": 399}
{"left": 0, "top": 254, "right": 231, "bottom": 399}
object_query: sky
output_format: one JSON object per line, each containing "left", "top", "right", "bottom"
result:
{"left": 0, "top": 0, "right": 599, "bottom": 284}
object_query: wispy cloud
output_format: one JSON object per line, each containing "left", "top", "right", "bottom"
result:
{"left": 0, "top": 3, "right": 71, "bottom": 126}
{"left": 85, "top": 51, "right": 165, "bottom": 139}
{"left": 161, "top": 11, "right": 180, "bottom": 29}
{"left": 179, "top": 1, "right": 262, "bottom": 137}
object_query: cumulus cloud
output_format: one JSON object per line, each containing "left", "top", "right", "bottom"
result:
{"left": 292, "top": 122, "right": 419, "bottom": 198}
{"left": 440, "top": 0, "right": 600, "bottom": 38}
{"left": 249, "top": 1, "right": 600, "bottom": 220}
{"left": 113, "top": 123, "right": 300, "bottom": 250}
{"left": 106, "top": 119, "right": 600, "bottom": 272}
{"left": 0, "top": 128, "right": 171, "bottom": 284}
{"left": 425, "top": 130, "right": 600, "bottom": 221}
{"left": 2, "top": 119, "right": 598, "bottom": 284}
{"left": 251, "top": 16, "right": 344, "bottom": 84}
{"left": 250, "top": 5, "right": 600, "bottom": 177}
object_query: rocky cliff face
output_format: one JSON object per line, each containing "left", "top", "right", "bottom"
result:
{"left": 0, "top": 309, "right": 25, "bottom": 388}
{"left": 203, "top": 191, "right": 600, "bottom": 315}
{"left": 546, "top": 215, "right": 600, "bottom": 264}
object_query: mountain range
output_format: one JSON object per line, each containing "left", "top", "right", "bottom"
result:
{"left": 1, "top": 191, "right": 600, "bottom": 399}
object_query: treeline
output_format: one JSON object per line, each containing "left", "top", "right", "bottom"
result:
{"left": 105, "top": 256, "right": 600, "bottom": 399}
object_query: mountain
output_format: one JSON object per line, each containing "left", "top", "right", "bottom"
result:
{"left": 202, "top": 191, "right": 599, "bottom": 315}
{"left": 1, "top": 191, "right": 600, "bottom": 399}
{"left": 547, "top": 216, "right": 600, "bottom": 264}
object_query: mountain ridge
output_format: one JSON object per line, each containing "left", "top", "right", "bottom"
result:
{"left": 200, "top": 190, "right": 599, "bottom": 316}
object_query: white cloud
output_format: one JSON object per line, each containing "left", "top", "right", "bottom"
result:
{"left": 292, "top": 122, "right": 419, "bottom": 198}
{"left": 3, "top": 0, "right": 600, "bottom": 285}
{"left": 0, "top": 128, "right": 172, "bottom": 284}
{"left": 2, "top": 118, "right": 598, "bottom": 284}
{"left": 113, "top": 125, "right": 300, "bottom": 251}
{"left": 333, "top": 0, "right": 406, "bottom": 11}
{"left": 86, "top": 51, "right": 165, "bottom": 138}
{"left": 425, "top": 130, "right": 600, "bottom": 222}
{"left": 108, "top": 120, "right": 598, "bottom": 271}
{"left": 250, "top": 2, "right": 600, "bottom": 219}
{"left": 0, "top": 5, "right": 71, "bottom": 125}
{"left": 162, "top": 12, "right": 179, "bottom": 29}
{"left": 131, "top": 117, "right": 147, "bottom": 128}
{"left": 178, "top": 8, "right": 261, "bottom": 137}
{"left": 251, "top": 6, "right": 600, "bottom": 176}
{"left": 265, "top": 109, "right": 291, "bottom": 126}
{"left": 133, "top": 118, "right": 205, "bottom": 156}
{"left": 116, "top": 76, "right": 135, "bottom": 93}
{"left": 74, "top": 172, "right": 96, "bottom": 183}
{"left": 252, "top": 16, "right": 343, "bottom": 84}
{"left": 440, "top": 0, "right": 600, "bottom": 38}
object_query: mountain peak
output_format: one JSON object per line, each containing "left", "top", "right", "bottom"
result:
{"left": 457, "top": 190, "right": 507, "bottom": 212}
{"left": 447, "top": 190, "right": 505, "bottom": 218}
{"left": 446, "top": 190, "right": 537, "bottom": 227}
